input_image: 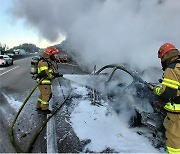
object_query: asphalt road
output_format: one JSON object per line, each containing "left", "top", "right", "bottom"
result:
{"left": 0, "top": 57, "right": 47, "bottom": 153}
{"left": 0, "top": 57, "right": 165, "bottom": 153}
{"left": 0, "top": 57, "right": 87, "bottom": 153}
{"left": 0, "top": 57, "right": 32, "bottom": 152}
{"left": 0, "top": 57, "right": 35, "bottom": 93}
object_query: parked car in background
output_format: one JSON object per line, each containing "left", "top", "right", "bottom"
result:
{"left": 0, "top": 55, "right": 13, "bottom": 66}
{"left": 7, "top": 53, "right": 15, "bottom": 58}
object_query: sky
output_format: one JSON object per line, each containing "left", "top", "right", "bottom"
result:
{"left": 0, "top": 0, "right": 65, "bottom": 49}
{"left": 1, "top": 0, "right": 180, "bottom": 71}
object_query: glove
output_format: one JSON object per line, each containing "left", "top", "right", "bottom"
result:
{"left": 146, "top": 82, "right": 155, "bottom": 91}
{"left": 58, "top": 74, "right": 63, "bottom": 77}
{"left": 53, "top": 72, "right": 63, "bottom": 78}
{"left": 158, "top": 79, "right": 162, "bottom": 83}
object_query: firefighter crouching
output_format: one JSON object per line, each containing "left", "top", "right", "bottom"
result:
{"left": 37, "top": 47, "right": 63, "bottom": 114}
{"left": 151, "top": 43, "right": 180, "bottom": 154}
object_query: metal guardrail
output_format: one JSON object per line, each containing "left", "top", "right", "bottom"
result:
{"left": 11, "top": 54, "right": 37, "bottom": 61}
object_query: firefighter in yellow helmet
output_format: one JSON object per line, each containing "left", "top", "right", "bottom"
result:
{"left": 37, "top": 46, "right": 63, "bottom": 114}
{"left": 153, "top": 43, "right": 180, "bottom": 154}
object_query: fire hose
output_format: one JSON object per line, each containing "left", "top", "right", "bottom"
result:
{"left": 26, "top": 92, "right": 71, "bottom": 152}
{"left": 9, "top": 78, "right": 44, "bottom": 153}
{"left": 9, "top": 77, "right": 71, "bottom": 153}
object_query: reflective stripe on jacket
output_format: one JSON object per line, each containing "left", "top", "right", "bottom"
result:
{"left": 154, "top": 58, "right": 180, "bottom": 113}
{"left": 38, "top": 98, "right": 49, "bottom": 105}
{"left": 162, "top": 78, "right": 180, "bottom": 90}
{"left": 154, "top": 81, "right": 180, "bottom": 113}
{"left": 37, "top": 59, "right": 54, "bottom": 85}
{"left": 164, "top": 102, "right": 180, "bottom": 112}
{"left": 167, "top": 146, "right": 180, "bottom": 154}
{"left": 37, "top": 78, "right": 51, "bottom": 84}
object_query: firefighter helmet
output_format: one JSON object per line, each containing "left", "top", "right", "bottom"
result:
{"left": 44, "top": 47, "right": 59, "bottom": 56}
{"left": 158, "top": 43, "right": 176, "bottom": 58}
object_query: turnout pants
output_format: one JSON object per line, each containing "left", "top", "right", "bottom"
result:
{"left": 163, "top": 112, "right": 180, "bottom": 154}
{"left": 37, "top": 84, "right": 52, "bottom": 110}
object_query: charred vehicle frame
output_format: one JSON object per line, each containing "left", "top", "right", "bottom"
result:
{"left": 91, "top": 64, "right": 166, "bottom": 133}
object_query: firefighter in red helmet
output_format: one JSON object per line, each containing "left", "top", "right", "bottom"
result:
{"left": 37, "top": 46, "right": 63, "bottom": 114}
{"left": 153, "top": 43, "right": 180, "bottom": 153}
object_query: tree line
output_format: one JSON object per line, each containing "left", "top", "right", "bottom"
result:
{"left": 0, "top": 43, "right": 40, "bottom": 54}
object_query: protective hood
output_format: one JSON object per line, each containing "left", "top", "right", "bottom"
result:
{"left": 161, "top": 49, "right": 180, "bottom": 62}
{"left": 161, "top": 49, "right": 180, "bottom": 71}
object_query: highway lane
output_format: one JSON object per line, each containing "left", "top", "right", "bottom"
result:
{"left": 0, "top": 57, "right": 35, "bottom": 92}
{"left": 0, "top": 92, "right": 16, "bottom": 152}
{"left": 0, "top": 57, "right": 87, "bottom": 153}
{"left": 0, "top": 57, "right": 82, "bottom": 153}
{"left": 0, "top": 56, "right": 47, "bottom": 153}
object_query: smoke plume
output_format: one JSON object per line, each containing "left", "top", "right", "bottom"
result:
{"left": 11, "top": 0, "right": 180, "bottom": 71}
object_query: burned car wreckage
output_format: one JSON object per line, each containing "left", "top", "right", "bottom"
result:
{"left": 74, "top": 64, "right": 166, "bottom": 133}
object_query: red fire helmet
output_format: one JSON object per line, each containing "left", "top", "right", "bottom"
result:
{"left": 158, "top": 43, "right": 176, "bottom": 58}
{"left": 44, "top": 47, "right": 59, "bottom": 56}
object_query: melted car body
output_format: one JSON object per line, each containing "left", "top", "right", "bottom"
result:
{"left": 92, "top": 64, "right": 165, "bottom": 131}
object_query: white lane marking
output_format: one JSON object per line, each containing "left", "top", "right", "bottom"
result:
{"left": 0, "top": 66, "right": 19, "bottom": 76}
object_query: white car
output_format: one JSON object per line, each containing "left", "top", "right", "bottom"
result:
{"left": 0, "top": 55, "right": 13, "bottom": 66}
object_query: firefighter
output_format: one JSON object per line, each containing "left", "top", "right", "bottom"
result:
{"left": 37, "top": 46, "right": 63, "bottom": 114}
{"left": 152, "top": 43, "right": 180, "bottom": 153}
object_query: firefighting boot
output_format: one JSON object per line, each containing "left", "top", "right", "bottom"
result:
{"left": 41, "top": 104, "right": 52, "bottom": 114}
{"left": 41, "top": 109, "right": 52, "bottom": 114}
{"left": 36, "top": 101, "right": 42, "bottom": 110}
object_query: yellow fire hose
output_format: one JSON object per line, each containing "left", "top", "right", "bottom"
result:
{"left": 26, "top": 92, "right": 71, "bottom": 152}
{"left": 9, "top": 78, "right": 44, "bottom": 153}
{"left": 9, "top": 77, "right": 72, "bottom": 153}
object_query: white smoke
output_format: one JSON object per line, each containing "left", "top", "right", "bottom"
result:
{"left": 10, "top": 0, "right": 180, "bottom": 71}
